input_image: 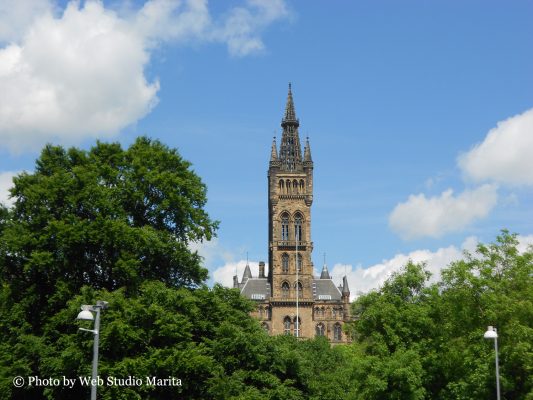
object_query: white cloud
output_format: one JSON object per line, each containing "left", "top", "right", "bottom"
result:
{"left": 389, "top": 184, "right": 498, "bottom": 240}
{"left": 0, "top": 0, "right": 289, "bottom": 153}
{"left": 212, "top": 259, "right": 266, "bottom": 287}
{"left": 0, "top": 171, "right": 20, "bottom": 207}
{"left": 458, "top": 108, "right": 533, "bottom": 186}
{"left": 189, "top": 238, "right": 234, "bottom": 270}
{"left": 331, "top": 237, "right": 479, "bottom": 300}
{"left": 190, "top": 238, "right": 268, "bottom": 286}
{"left": 517, "top": 234, "right": 533, "bottom": 253}
{"left": 0, "top": 0, "right": 54, "bottom": 43}
{"left": 212, "top": 0, "right": 289, "bottom": 57}
{"left": 0, "top": 1, "right": 159, "bottom": 152}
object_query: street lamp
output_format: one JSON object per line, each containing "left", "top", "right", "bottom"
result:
{"left": 484, "top": 325, "right": 501, "bottom": 400}
{"left": 77, "top": 300, "right": 108, "bottom": 400}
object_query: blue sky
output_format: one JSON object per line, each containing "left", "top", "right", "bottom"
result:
{"left": 1, "top": 0, "right": 532, "bottom": 296}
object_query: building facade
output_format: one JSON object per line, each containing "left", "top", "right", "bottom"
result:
{"left": 233, "top": 84, "right": 350, "bottom": 343}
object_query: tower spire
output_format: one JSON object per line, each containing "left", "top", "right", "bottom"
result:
{"left": 279, "top": 83, "right": 303, "bottom": 171}
{"left": 282, "top": 83, "right": 299, "bottom": 127}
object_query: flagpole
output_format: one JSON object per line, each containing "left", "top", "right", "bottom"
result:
{"left": 296, "top": 228, "right": 299, "bottom": 338}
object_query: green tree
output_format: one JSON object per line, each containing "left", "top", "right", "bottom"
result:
{"left": 0, "top": 138, "right": 218, "bottom": 399}
{"left": 437, "top": 231, "right": 533, "bottom": 399}
{"left": 348, "top": 262, "right": 435, "bottom": 399}
{"left": 0, "top": 137, "right": 217, "bottom": 328}
{"left": 347, "top": 231, "right": 533, "bottom": 399}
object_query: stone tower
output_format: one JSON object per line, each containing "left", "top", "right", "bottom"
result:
{"left": 267, "top": 83, "right": 314, "bottom": 336}
{"left": 235, "top": 84, "right": 350, "bottom": 342}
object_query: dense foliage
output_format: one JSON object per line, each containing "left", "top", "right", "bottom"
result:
{"left": 347, "top": 231, "right": 533, "bottom": 399}
{"left": 0, "top": 138, "right": 531, "bottom": 399}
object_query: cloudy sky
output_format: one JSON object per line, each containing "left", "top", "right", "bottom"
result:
{"left": 1, "top": 0, "right": 532, "bottom": 298}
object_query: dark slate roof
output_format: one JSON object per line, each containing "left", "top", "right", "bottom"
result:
{"left": 313, "top": 279, "right": 342, "bottom": 301}
{"left": 240, "top": 278, "right": 271, "bottom": 301}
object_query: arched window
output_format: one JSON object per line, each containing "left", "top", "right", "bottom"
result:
{"left": 294, "top": 213, "right": 302, "bottom": 242}
{"left": 284, "top": 316, "right": 291, "bottom": 335}
{"left": 334, "top": 323, "right": 342, "bottom": 341}
{"left": 281, "top": 282, "right": 290, "bottom": 298}
{"left": 293, "top": 179, "right": 298, "bottom": 194}
{"left": 286, "top": 180, "right": 291, "bottom": 193}
{"left": 296, "top": 254, "right": 302, "bottom": 272}
{"left": 295, "top": 281, "right": 303, "bottom": 298}
{"left": 279, "top": 180, "right": 284, "bottom": 193}
{"left": 282, "top": 253, "right": 289, "bottom": 273}
{"left": 316, "top": 323, "right": 325, "bottom": 337}
{"left": 293, "top": 317, "right": 301, "bottom": 337}
{"left": 299, "top": 179, "right": 305, "bottom": 193}
{"left": 281, "top": 213, "right": 289, "bottom": 241}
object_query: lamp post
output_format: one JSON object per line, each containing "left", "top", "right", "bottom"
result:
{"left": 77, "top": 300, "right": 108, "bottom": 400}
{"left": 484, "top": 325, "right": 501, "bottom": 400}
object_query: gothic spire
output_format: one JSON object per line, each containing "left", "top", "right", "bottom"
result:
{"left": 279, "top": 83, "right": 303, "bottom": 171}
{"left": 282, "top": 83, "right": 299, "bottom": 127}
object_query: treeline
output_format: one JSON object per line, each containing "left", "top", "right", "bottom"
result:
{"left": 0, "top": 138, "right": 531, "bottom": 399}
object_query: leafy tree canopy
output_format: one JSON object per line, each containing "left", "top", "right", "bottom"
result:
{"left": 0, "top": 137, "right": 217, "bottom": 331}
{"left": 348, "top": 231, "right": 533, "bottom": 400}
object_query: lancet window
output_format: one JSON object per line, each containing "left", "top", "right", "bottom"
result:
{"left": 294, "top": 213, "right": 302, "bottom": 241}
{"left": 282, "top": 253, "right": 289, "bottom": 273}
{"left": 281, "top": 213, "right": 289, "bottom": 241}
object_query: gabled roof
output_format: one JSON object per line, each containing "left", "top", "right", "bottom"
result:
{"left": 240, "top": 278, "right": 270, "bottom": 300}
{"left": 313, "top": 279, "right": 342, "bottom": 301}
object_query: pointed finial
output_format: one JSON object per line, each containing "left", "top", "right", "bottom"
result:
{"left": 270, "top": 136, "right": 278, "bottom": 161}
{"left": 304, "top": 136, "right": 312, "bottom": 162}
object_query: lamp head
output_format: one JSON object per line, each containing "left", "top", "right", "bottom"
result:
{"left": 76, "top": 305, "right": 94, "bottom": 321}
{"left": 484, "top": 325, "right": 498, "bottom": 339}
